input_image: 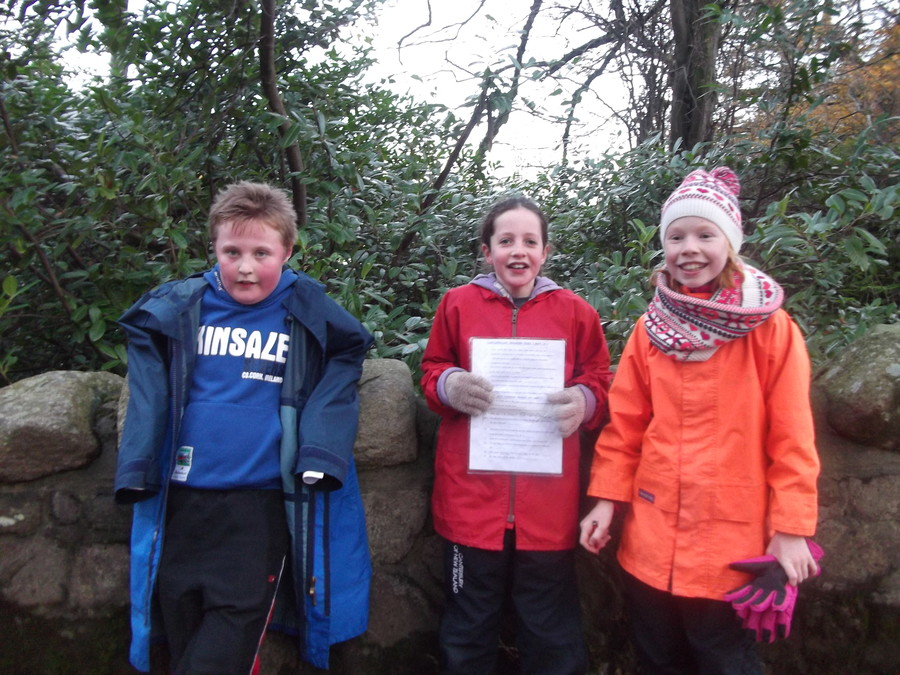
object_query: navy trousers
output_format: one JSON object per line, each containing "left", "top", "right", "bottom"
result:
{"left": 157, "top": 486, "right": 289, "bottom": 675}
{"left": 439, "top": 530, "right": 588, "bottom": 675}
{"left": 622, "top": 570, "right": 763, "bottom": 675}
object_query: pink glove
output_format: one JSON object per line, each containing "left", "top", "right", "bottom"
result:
{"left": 731, "top": 583, "right": 798, "bottom": 641}
{"left": 724, "top": 540, "right": 824, "bottom": 643}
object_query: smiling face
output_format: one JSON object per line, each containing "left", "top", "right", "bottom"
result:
{"left": 481, "top": 207, "right": 549, "bottom": 298}
{"left": 214, "top": 219, "right": 292, "bottom": 304}
{"left": 663, "top": 216, "right": 731, "bottom": 289}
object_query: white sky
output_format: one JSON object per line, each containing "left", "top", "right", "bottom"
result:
{"left": 52, "top": 0, "right": 626, "bottom": 176}
{"left": 355, "top": 0, "right": 627, "bottom": 175}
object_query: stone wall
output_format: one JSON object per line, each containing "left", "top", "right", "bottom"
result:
{"left": 0, "top": 324, "right": 897, "bottom": 674}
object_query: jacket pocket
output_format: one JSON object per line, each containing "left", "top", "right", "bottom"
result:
{"left": 632, "top": 467, "right": 678, "bottom": 514}
{"left": 712, "top": 484, "right": 766, "bottom": 523}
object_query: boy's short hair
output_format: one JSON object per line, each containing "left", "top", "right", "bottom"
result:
{"left": 208, "top": 181, "right": 297, "bottom": 249}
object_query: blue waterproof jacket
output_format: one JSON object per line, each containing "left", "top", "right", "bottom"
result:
{"left": 114, "top": 269, "right": 374, "bottom": 671}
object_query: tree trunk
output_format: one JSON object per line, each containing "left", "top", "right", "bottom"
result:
{"left": 669, "top": 0, "right": 722, "bottom": 148}
{"left": 259, "top": 0, "right": 307, "bottom": 227}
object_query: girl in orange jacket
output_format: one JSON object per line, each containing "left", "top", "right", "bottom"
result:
{"left": 579, "top": 167, "right": 820, "bottom": 674}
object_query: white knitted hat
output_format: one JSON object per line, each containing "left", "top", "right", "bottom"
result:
{"left": 659, "top": 167, "right": 743, "bottom": 252}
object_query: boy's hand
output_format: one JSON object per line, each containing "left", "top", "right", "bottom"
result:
{"left": 578, "top": 500, "right": 615, "bottom": 554}
{"left": 546, "top": 387, "right": 586, "bottom": 438}
{"left": 444, "top": 371, "right": 494, "bottom": 416}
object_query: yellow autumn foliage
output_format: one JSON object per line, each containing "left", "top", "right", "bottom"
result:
{"left": 803, "top": 21, "right": 899, "bottom": 143}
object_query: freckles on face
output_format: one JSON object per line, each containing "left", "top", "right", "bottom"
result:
{"left": 481, "top": 207, "right": 548, "bottom": 299}
{"left": 214, "top": 220, "right": 291, "bottom": 304}
{"left": 663, "top": 216, "right": 731, "bottom": 289}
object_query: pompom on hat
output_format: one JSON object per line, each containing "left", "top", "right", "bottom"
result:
{"left": 659, "top": 167, "right": 743, "bottom": 252}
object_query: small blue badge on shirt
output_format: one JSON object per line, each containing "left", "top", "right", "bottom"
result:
{"left": 638, "top": 488, "right": 656, "bottom": 504}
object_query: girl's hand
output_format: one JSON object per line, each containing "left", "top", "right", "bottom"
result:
{"left": 579, "top": 500, "right": 615, "bottom": 554}
{"left": 444, "top": 371, "right": 494, "bottom": 416}
{"left": 766, "top": 532, "right": 819, "bottom": 585}
{"left": 547, "top": 387, "right": 587, "bottom": 438}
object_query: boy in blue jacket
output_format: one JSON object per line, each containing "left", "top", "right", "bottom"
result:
{"left": 115, "top": 181, "right": 373, "bottom": 673}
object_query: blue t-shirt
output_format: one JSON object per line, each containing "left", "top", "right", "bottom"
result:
{"left": 173, "top": 267, "right": 293, "bottom": 490}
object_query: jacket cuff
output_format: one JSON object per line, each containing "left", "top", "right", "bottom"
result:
{"left": 588, "top": 466, "right": 635, "bottom": 502}
{"left": 114, "top": 486, "right": 158, "bottom": 505}
{"left": 114, "top": 459, "right": 160, "bottom": 504}
{"left": 769, "top": 490, "right": 818, "bottom": 536}
{"left": 575, "top": 384, "right": 596, "bottom": 424}
{"left": 296, "top": 444, "right": 349, "bottom": 491}
{"left": 436, "top": 367, "right": 465, "bottom": 406}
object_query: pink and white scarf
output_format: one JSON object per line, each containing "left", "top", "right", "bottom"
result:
{"left": 645, "top": 264, "right": 784, "bottom": 362}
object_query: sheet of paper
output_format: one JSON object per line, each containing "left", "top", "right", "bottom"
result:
{"left": 468, "top": 337, "right": 566, "bottom": 474}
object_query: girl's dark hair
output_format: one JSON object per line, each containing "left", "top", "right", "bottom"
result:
{"left": 479, "top": 196, "right": 549, "bottom": 248}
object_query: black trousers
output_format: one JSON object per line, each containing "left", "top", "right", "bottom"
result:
{"left": 622, "top": 570, "right": 763, "bottom": 675}
{"left": 157, "top": 486, "right": 289, "bottom": 675}
{"left": 439, "top": 530, "right": 588, "bottom": 675}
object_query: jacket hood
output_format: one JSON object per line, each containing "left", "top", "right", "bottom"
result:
{"left": 119, "top": 267, "right": 331, "bottom": 347}
{"left": 470, "top": 272, "right": 560, "bottom": 301}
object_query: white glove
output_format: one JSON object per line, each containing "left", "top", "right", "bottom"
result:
{"left": 444, "top": 371, "right": 494, "bottom": 416}
{"left": 547, "top": 387, "right": 586, "bottom": 438}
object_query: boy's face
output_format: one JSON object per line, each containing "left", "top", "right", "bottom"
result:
{"left": 214, "top": 220, "right": 291, "bottom": 305}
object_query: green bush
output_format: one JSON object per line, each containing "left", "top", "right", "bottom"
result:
{"left": 2, "top": 2, "right": 896, "bottom": 384}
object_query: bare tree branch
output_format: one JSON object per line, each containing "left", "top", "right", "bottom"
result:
{"left": 397, "top": 0, "right": 489, "bottom": 51}
{"left": 544, "top": 34, "right": 621, "bottom": 76}
{"left": 397, "top": 0, "right": 433, "bottom": 50}
{"left": 476, "top": 0, "right": 544, "bottom": 158}
{"left": 560, "top": 54, "right": 619, "bottom": 163}
{"left": 531, "top": 0, "right": 670, "bottom": 151}
{"left": 388, "top": 84, "right": 491, "bottom": 269}
{"left": 0, "top": 93, "right": 20, "bottom": 157}
{"left": 426, "top": 87, "right": 489, "bottom": 211}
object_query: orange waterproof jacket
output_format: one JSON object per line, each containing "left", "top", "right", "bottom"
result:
{"left": 423, "top": 278, "right": 612, "bottom": 551}
{"left": 587, "top": 309, "right": 819, "bottom": 599}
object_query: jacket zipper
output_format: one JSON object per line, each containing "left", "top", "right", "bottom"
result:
{"left": 507, "top": 304, "right": 519, "bottom": 527}
{"left": 323, "top": 490, "right": 331, "bottom": 615}
{"left": 306, "top": 491, "right": 331, "bottom": 613}
{"left": 147, "top": 330, "right": 185, "bottom": 619}
{"left": 306, "top": 485, "right": 317, "bottom": 607}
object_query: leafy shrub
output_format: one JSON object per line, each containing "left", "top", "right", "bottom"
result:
{"left": 2, "top": 2, "right": 896, "bottom": 385}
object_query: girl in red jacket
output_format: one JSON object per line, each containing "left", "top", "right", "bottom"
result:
{"left": 579, "top": 168, "right": 821, "bottom": 674}
{"left": 421, "top": 197, "right": 612, "bottom": 674}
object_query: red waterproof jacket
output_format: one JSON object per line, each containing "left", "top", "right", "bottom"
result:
{"left": 422, "top": 276, "right": 612, "bottom": 551}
